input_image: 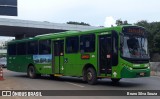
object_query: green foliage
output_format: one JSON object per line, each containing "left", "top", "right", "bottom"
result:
{"left": 135, "top": 20, "right": 160, "bottom": 60}
{"left": 67, "top": 21, "right": 90, "bottom": 26}
{"left": 116, "top": 19, "right": 129, "bottom": 25}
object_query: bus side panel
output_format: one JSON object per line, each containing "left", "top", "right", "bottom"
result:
{"left": 33, "top": 54, "right": 52, "bottom": 74}
{"left": 16, "top": 55, "right": 28, "bottom": 72}
{"left": 34, "top": 63, "right": 52, "bottom": 74}
{"left": 64, "top": 53, "right": 83, "bottom": 76}
{"left": 63, "top": 35, "right": 98, "bottom": 77}
{"left": 63, "top": 53, "right": 98, "bottom": 77}
{"left": 7, "top": 55, "right": 30, "bottom": 72}
{"left": 64, "top": 53, "right": 81, "bottom": 76}
{"left": 7, "top": 56, "right": 17, "bottom": 72}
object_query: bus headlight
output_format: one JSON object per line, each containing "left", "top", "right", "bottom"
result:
{"left": 129, "top": 67, "right": 133, "bottom": 70}
{"left": 148, "top": 67, "right": 150, "bottom": 69}
{"left": 145, "top": 64, "right": 149, "bottom": 67}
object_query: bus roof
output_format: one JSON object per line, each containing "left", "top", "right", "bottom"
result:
{"left": 8, "top": 25, "right": 144, "bottom": 44}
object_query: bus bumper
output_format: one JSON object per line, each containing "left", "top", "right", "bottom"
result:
{"left": 121, "top": 67, "right": 150, "bottom": 78}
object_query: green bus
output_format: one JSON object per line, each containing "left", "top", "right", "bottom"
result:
{"left": 7, "top": 25, "right": 150, "bottom": 84}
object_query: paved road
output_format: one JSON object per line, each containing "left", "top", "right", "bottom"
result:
{"left": 0, "top": 69, "right": 160, "bottom": 99}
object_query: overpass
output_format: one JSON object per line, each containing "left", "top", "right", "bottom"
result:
{"left": 0, "top": 18, "right": 99, "bottom": 39}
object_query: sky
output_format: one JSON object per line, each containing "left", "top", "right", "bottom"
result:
{"left": 0, "top": 0, "right": 160, "bottom": 40}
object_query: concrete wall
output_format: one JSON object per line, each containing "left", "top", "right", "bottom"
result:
{"left": 150, "top": 53, "right": 160, "bottom": 62}
{"left": 150, "top": 62, "right": 160, "bottom": 76}
{"left": 0, "top": 49, "right": 7, "bottom": 54}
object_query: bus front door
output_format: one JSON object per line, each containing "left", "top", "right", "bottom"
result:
{"left": 99, "top": 34, "right": 112, "bottom": 74}
{"left": 53, "top": 40, "right": 64, "bottom": 74}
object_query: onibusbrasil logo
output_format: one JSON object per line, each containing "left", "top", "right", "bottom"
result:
{"left": 2, "top": 91, "right": 42, "bottom": 96}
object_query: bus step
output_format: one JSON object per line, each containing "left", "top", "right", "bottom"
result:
{"left": 54, "top": 74, "right": 63, "bottom": 77}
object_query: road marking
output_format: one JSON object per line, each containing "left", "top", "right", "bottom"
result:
{"left": 151, "top": 76, "right": 160, "bottom": 79}
{"left": 66, "top": 82, "right": 85, "bottom": 88}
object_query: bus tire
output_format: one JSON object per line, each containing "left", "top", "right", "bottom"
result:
{"left": 82, "top": 70, "right": 87, "bottom": 82}
{"left": 86, "top": 68, "right": 97, "bottom": 85}
{"left": 27, "top": 66, "right": 37, "bottom": 79}
{"left": 111, "top": 78, "right": 121, "bottom": 83}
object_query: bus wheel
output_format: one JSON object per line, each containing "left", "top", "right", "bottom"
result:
{"left": 27, "top": 66, "right": 37, "bottom": 79}
{"left": 86, "top": 68, "right": 97, "bottom": 85}
{"left": 111, "top": 78, "right": 121, "bottom": 83}
{"left": 82, "top": 70, "right": 87, "bottom": 82}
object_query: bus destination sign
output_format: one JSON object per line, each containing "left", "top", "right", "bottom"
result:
{"left": 122, "top": 27, "right": 145, "bottom": 36}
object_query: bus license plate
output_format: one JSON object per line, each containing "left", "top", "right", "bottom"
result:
{"left": 140, "top": 73, "right": 145, "bottom": 76}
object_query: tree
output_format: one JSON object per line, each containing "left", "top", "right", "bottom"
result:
{"left": 67, "top": 21, "right": 90, "bottom": 26}
{"left": 135, "top": 20, "right": 160, "bottom": 61}
{"left": 116, "top": 19, "right": 129, "bottom": 25}
{"left": 154, "top": 33, "right": 160, "bottom": 52}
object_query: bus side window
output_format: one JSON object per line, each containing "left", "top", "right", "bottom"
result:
{"left": 27, "top": 41, "right": 38, "bottom": 55}
{"left": 17, "top": 42, "right": 27, "bottom": 55}
{"left": 39, "top": 40, "right": 51, "bottom": 54}
{"left": 8, "top": 44, "right": 17, "bottom": 55}
{"left": 112, "top": 30, "right": 118, "bottom": 66}
{"left": 80, "top": 34, "right": 95, "bottom": 53}
{"left": 66, "top": 36, "right": 79, "bottom": 53}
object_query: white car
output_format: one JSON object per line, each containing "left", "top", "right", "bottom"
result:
{"left": 0, "top": 57, "right": 7, "bottom": 68}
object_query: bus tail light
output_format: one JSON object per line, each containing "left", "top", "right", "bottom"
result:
{"left": 81, "top": 54, "right": 90, "bottom": 59}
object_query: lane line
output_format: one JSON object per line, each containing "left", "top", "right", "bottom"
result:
{"left": 65, "top": 82, "right": 85, "bottom": 88}
{"left": 151, "top": 76, "right": 160, "bottom": 79}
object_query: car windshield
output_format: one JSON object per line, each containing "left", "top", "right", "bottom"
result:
{"left": 121, "top": 34, "right": 149, "bottom": 59}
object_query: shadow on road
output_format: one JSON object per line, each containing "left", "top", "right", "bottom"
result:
{"left": 97, "top": 79, "right": 144, "bottom": 88}
{"left": 12, "top": 74, "right": 144, "bottom": 88}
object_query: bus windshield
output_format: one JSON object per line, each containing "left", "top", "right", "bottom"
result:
{"left": 121, "top": 34, "right": 149, "bottom": 59}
